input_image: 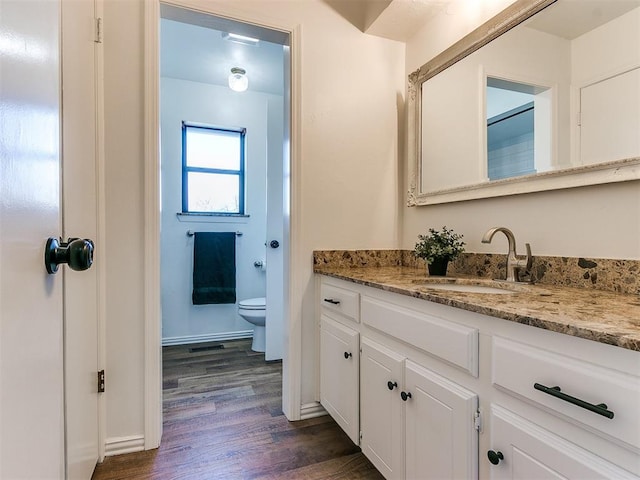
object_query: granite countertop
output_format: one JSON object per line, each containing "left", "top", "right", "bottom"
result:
{"left": 314, "top": 265, "right": 640, "bottom": 352}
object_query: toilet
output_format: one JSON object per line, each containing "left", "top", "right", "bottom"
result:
{"left": 238, "top": 297, "right": 266, "bottom": 352}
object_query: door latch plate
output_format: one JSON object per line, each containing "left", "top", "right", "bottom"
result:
{"left": 98, "top": 370, "right": 105, "bottom": 393}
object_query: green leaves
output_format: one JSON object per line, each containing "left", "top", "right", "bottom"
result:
{"left": 414, "top": 226, "right": 465, "bottom": 264}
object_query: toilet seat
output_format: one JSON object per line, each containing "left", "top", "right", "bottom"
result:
{"left": 239, "top": 297, "right": 266, "bottom": 310}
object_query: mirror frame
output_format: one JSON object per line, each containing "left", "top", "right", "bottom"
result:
{"left": 407, "top": 0, "right": 640, "bottom": 206}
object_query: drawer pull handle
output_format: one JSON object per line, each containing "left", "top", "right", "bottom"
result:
{"left": 344, "top": 352, "right": 352, "bottom": 359}
{"left": 387, "top": 381, "right": 398, "bottom": 391}
{"left": 323, "top": 298, "right": 341, "bottom": 305}
{"left": 533, "top": 383, "right": 614, "bottom": 419}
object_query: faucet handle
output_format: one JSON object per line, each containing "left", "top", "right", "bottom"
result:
{"left": 524, "top": 243, "right": 532, "bottom": 270}
{"left": 514, "top": 243, "right": 533, "bottom": 273}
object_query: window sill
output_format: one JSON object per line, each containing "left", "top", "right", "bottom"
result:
{"left": 176, "top": 212, "right": 250, "bottom": 224}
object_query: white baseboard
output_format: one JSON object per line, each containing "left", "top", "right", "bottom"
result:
{"left": 105, "top": 435, "right": 145, "bottom": 457}
{"left": 162, "top": 330, "right": 253, "bottom": 346}
{"left": 300, "top": 402, "right": 327, "bottom": 420}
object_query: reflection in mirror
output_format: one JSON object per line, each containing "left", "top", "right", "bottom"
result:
{"left": 408, "top": 0, "right": 640, "bottom": 206}
{"left": 486, "top": 78, "right": 551, "bottom": 181}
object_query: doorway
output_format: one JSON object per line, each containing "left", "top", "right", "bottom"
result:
{"left": 157, "top": 1, "right": 291, "bottom": 424}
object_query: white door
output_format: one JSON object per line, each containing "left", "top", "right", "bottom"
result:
{"left": 319, "top": 315, "right": 360, "bottom": 444}
{"left": 360, "top": 338, "right": 405, "bottom": 479}
{"left": 0, "top": 0, "right": 66, "bottom": 478}
{"left": 61, "top": 0, "right": 101, "bottom": 477}
{"left": 265, "top": 94, "right": 284, "bottom": 361}
{"left": 265, "top": 45, "right": 289, "bottom": 362}
{"left": 404, "top": 360, "right": 479, "bottom": 480}
{"left": 579, "top": 68, "right": 640, "bottom": 166}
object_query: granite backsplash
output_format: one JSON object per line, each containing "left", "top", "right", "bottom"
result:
{"left": 313, "top": 250, "right": 640, "bottom": 295}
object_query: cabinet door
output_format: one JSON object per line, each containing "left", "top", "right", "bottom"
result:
{"left": 489, "top": 406, "right": 638, "bottom": 480}
{"left": 361, "top": 338, "right": 405, "bottom": 479}
{"left": 320, "top": 315, "right": 359, "bottom": 444}
{"left": 404, "top": 360, "right": 479, "bottom": 480}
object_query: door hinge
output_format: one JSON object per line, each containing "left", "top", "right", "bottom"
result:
{"left": 474, "top": 409, "right": 482, "bottom": 432}
{"left": 359, "top": 431, "right": 363, "bottom": 442}
{"left": 98, "top": 370, "right": 105, "bottom": 393}
{"left": 95, "top": 17, "right": 103, "bottom": 44}
{"left": 577, "top": 111, "right": 582, "bottom": 127}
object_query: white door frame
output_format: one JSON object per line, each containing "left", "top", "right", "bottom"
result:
{"left": 143, "top": 0, "right": 302, "bottom": 448}
{"left": 61, "top": 0, "right": 106, "bottom": 470}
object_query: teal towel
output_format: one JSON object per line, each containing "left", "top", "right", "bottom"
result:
{"left": 192, "top": 232, "right": 236, "bottom": 305}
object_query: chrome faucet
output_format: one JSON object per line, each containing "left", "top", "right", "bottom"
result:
{"left": 481, "top": 227, "right": 532, "bottom": 282}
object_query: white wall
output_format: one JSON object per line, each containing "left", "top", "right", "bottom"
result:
{"left": 571, "top": 7, "right": 640, "bottom": 167}
{"left": 404, "top": 1, "right": 640, "bottom": 260}
{"left": 419, "top": 6, "right": 640, "bottom": 194}
{"left": 103, "top": 0, "right": 405, "bottom": 444}
{"left": 571, "top": 7, "right": 640, "bottom": 86}
{"left": 421, "top": 20, "right": 571, "bottom": 192}
{"left": 160, "top": 77, "right": 282, "bottom": 343}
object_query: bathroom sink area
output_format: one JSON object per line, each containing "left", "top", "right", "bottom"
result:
{"left": 420, "top": 283, "right": 516, "bottom": 294}
{"left": 412, "top": 277, "right": 530, "bottom": 294}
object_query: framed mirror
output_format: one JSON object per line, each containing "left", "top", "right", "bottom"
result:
{"left": 408, "top": 0, "right": 640, "bottom": 206}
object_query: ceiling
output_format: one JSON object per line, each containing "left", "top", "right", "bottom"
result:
{"left": 526, "top": 0, "right": 640, "bottom": 40}
{"left": 160, "top": 8, "right": 285, "bottom": 96}
{"left": 324, "top": 0, "right": 640, "bottom": 43}
{"left": 322, "top": 0, "right": 449, "bottom": 42}
{"left": 160, "top": 0, "right": 639, "bottom": 94}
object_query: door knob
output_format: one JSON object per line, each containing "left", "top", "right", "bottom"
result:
{"left": 487, "top": 450, "right": 504, "bottom": 465}
{"left": 45, "top": 237, "right": 94, "bottom": 274}
{"left": 269, "top": 240, "right": 280, "bottom": 249}
{"left": 401, "top": 391, "right": 412, "bottom": 401}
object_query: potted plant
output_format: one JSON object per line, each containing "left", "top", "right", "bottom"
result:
{"left": 414, "top": 226, "right": 465, "bottom": 276}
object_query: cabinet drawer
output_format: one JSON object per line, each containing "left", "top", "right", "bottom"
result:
{"left": 490, "top": 405, "right": 637, "bottom": 479}
{"left": 362, "top": 295, "right": 478, "bottom": 376}
{"left": 320, "top": 282, "right": 360, "bottom": 323}
{"left": 492, "top": 336, "right": 640, "bottom": 451}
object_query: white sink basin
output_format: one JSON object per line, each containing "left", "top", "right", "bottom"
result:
{"left": 421, "top": 283, "right": 516, "bottom": 294}
{"left": 412, "top": 278, "right": 526, "bottom": 294}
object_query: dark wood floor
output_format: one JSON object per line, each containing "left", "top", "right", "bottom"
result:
{"left": 92, "top": 339, "right": 384, "bottom": 480}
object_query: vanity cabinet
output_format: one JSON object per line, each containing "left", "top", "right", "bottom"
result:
{"left": 360, "top": 337, "right": 479, "bottom": 480}
{"left": 317, "top": 275, "right": 640, "bottom": 479}
{"left": 319, "top": 314, "right": 359, "bottom": 444}
{"left": 492, "top": 336, "right": 640, "bottom": 452}
{"left": 488, "top": 405, "right": 637, "bottom": 479}
{"left": 404, "top": 359, "right": 479, "bottom": 480}
{"left": 488, "top": 335, "right": 640, "bottom": 479}
{"left": 360, "top": 338, "right": 405, "bottom": 479}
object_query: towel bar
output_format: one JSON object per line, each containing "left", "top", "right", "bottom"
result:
{"left": 187, "top": 230, "right": 243, "bottom": 237}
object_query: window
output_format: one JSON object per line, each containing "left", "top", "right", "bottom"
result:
{"left": 182, "top": 122, "right": 245, "bottom": 214}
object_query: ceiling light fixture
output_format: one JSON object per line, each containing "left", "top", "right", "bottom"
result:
{"left": 228, "top": 67, "right": 248, "bottom": 92}
{"left": 222, "top": 32, "right": 260, "bottom": 46}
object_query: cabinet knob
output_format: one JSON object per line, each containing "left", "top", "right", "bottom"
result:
{"left": 401, "top": 391, "right": 412, "bottom": 401}
{"left": 387, "top": 381, "right": 398, "bottom": 391}
{"left": 487, "top": 450, "right": 504, "bottom": 465}
{"left": 344, "top": 352, "right": 352, "bottom": 359}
